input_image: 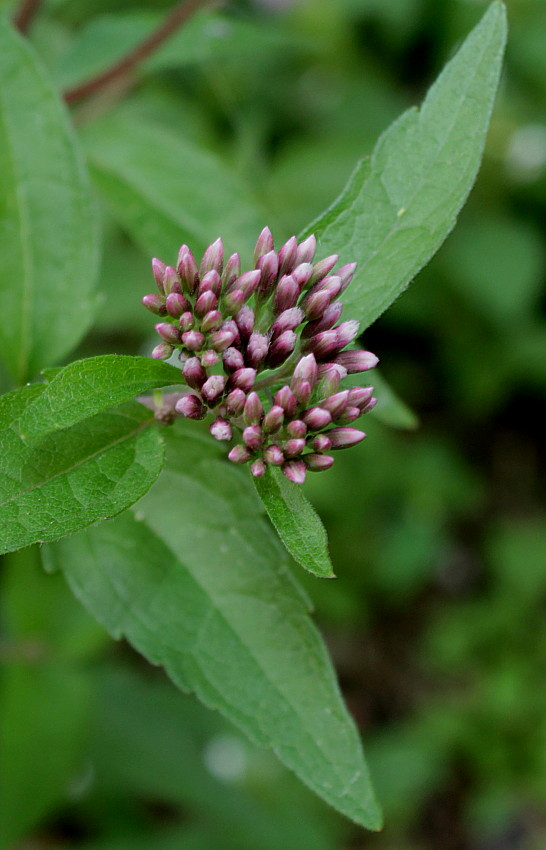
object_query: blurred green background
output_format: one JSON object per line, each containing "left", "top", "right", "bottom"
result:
{"left": 1, "top": 0, "right": 545, "bottom": 848}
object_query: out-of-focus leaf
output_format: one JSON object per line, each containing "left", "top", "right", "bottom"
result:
{"left": 20, "top": 355, "right": 181, "bottom": 438}
{"left": 367, "top": 371, "right": 418, "bottom": 430}
{"left": 0, "top": 385, "right": 164, "bottom": 555}
{"left": 0, "top": 19, "right": 99, "bottom": 384}
{"left": 254, "top": 466, "right": 335, "bottom": 578}
{"left": 83, "top": 112, "right": 264, "bottom": 263}
{"left": 45, "top": 423, "right": 382, "bottom": 830}
{"left": 301, "top": 2, "right": 507, "bottom": 330}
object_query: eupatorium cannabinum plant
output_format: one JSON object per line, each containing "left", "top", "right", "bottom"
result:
{"left": 0, "top": 2, "right": 506, "bottom": 837}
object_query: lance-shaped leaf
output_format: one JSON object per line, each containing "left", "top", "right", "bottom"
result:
{"left": 254, "top": 466, "right": 335, "bottom": 578}
{"left": 301, "top": 2, "right": 507, "bottom": 330}
{"left": 0, "top": 385, "right": 164, "bottom": 556}
{"left": 20, "top": 355, "right": 182, "bottom": 439}
{"left": 44, "top": 423, "right": 382, "bottom": 830}
{"left": 0, "top": 20, "right": 100, "bottom": 384}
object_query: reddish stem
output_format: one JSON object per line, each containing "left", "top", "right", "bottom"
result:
{"left": 13, "top": 0, "right": 44, "bottom": 33}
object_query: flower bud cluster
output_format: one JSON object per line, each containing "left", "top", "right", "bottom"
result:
{"left": 142, "top": 228, "right": 379, "bottom": 484}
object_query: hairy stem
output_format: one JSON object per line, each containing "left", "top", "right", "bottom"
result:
{"left": 13, "top": 0, "right": 44, "bottom": 33}
{"left": 64, "top": 0, "right": 217, "bottom": 105}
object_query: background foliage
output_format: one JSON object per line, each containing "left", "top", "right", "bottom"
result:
{"left": 0, "top": 0, "right": 544, "bottom": 848}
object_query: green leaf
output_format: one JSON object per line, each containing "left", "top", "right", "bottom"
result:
{"left": 366, "top": 371, "right": 418, "bottom": 430}
{"left": 0, "top": 385, "right": 164, "bottom": 556}
{"left": 253, "top": 466, "right": 335, "bottom": 578}
{"left": 301, "top": 2, "right": 507, "bottom": 330}
{"left": 83, "top": 111, "right": 264, "bottom": 263}
{"left": 20, "top": 355, "right": 181, "bottom": 439}
{"left": 45, "top": 423, "right": 382, "bottom": 830}
{"left": 0, "top": 19, "right": 99, "bottom": 384}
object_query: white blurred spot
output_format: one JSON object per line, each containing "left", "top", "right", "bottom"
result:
{"left": 203, "top": 734, "right": 248, "bottom": 782}
{"left": 506, "top": 124, "right": 546, "bottom": 182}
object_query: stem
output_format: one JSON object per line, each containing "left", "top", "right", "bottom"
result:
{"left": 13, "top": 0, "right": 44, "bottom": 33}
{"left": 64, "top": 0, "right": 217, "bottom": 105}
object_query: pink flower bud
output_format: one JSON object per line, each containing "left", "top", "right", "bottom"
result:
{"left": 303, "top": 288, "right": 334, "bottom": 320}
{"left": 359, "top": 396, "right": 378, "bottom": 415}
{"left": 257, "top": 250, "right": 279, "bottom": 295}
{"left": 333, "top": 350, "right": 379, "bottom": 373}
{"left": 142, "top": 294, "right": 166, "bottom": 315}
{"left": 199, "top": 237, "right": 224, "bottom": 276}
{"left": 282, "top": 459, "right": 306, "bottom": 484}
{"left": 308, "top": 254, "right": 338, "bottom": 287}
{"left": 274, "top": 275, "right": 299, "bottom": 313}
{"left": 210, "top": 417, "right": 232, "bottom": 441}
{"left": 163, "top": 266, "right": 182, "bottom": 295}
{"left": 304, "top": 453, "right": 334, "bottom": 472}
{"left": 286, "top": 419, "right": 307, "bottom": 438}
{"left": 271, "top": 307, "right": 305, "bottom": 338}
{"left": 152, "top": 343, "right": 174, "bottom": 360}
{"left": 292, "top": 380, "right": 311, "bottom": 407}
{"left": 348, "top": 386, "right": 374, "bottom": 409}
{"left": 181, "top": 330, "right": 205, "bottom": 351}
{"left": 166, "top": 292, "right": 190, "bottom": 318}
{"left": 243, "top": 424, "right": 264, "bottom": 450}
{"left": 292, "top": 353, "right": 318, "bottom": 388}
{"left": 223, "top": 347, "right": 245, "bottom": 373}
{"left": 254, "top": 226, "right": 274, "bottom": 264}
{"left": 209, "top": 328, "right": 236, "bottom": 352}
{"left": 183, "top": 356, "right": 206, "bottom": 389}
{"left": 226, "top": 388, "right": 246, "bottom": 416}
{"left": 179, "top": 311, "right": 194, "bottom": 331}
{"left": 177, "top": 245, "right": 199, "bottom": 293}
{"left": 201, "top": 310, "right": 223, "bottom": 333}
{"left": 284, "top": 438, "right": 305, "bottom": 457}
{"left": 195, "top": 290, "right": 218, "bottom": 317}
{"left": 337, "top": 262, "right": 357, "bottom": 293}
{"left": 202, "top": 375, "right": 226, "bottom": 405}
{"left": 273, "top": 385, "right": 296, "bottom": 418}
{"left": 152, "top": 258, "right": 166, "bottom": 293}
{"left": 310, "top": 434, "right": 332, "bottom": 452}
{"left": 264, "top": 445, "right": 284, "bottom": 465}
{"left": 267, "top": 330, "right": 296, "bottom": 368}
{"left": 235, "top": 269, "right": 262, "bottom": 300}
{"left": 335, "top": 320, "right": 360, "bottom": 349}
{"left": 246, "top": 333, "right": 269, "bottom": 369}
{"left": 263, "top": 405, "right": 284, "bottom": 433}
{"left": 235, "top": 305, "right": 254, "bottom": 343}
{"left": 199, "top": 269, "right": 222, "bottom": 296}
{"left": 251, "top": 459, "right": 267, "bottom": 478}
{"left": 228, "top": 444, "right": 253, "bottom": 464}
{"left": 243, "top": 391, "right": 264, "bottom": 424}
{"left": 337, "top": 406, "right": 361, "bottom": 424}
{"left": 302, "top": 329, "right": 339, "bottom": 360}
{"left": 223, "top": 289, "right": 245, "bottom": 314}
{"left": 295, "top": 234, "right": 316, "bottom": 265}
{"left": 232, "top": 368, "right": 256, "bottom": 392}
{"left": 155, "top": 322, "right": 181, "bottom": 344}
{"left": 302, "top": 407, "right": 332, "bottom": 430}
{"left": 291, "top": 262, "right": 314, "bottom": 289}
{"left": 222, "top": 252, "right": 241, "bottom": 289}
{"left": 201, "top": 349, "right": 220, "bottom": 367}
{"left": 302, "top": 301, "right": 343, "bottom": 337}
{"left": 328, "top": 427, "right": 366, "bottom": 449}
{"left": 278, "top": 235, "right": 298, "bottom": 274}
{"left": 320, "top": 390, "right": 349, "bottom": 419}
{"left": 175, "top": 393, "right": 206, "bottom": 419}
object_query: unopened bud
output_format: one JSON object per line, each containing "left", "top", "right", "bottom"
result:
{"left": 263, "top": 405, "right": 284, "bottom": 433}
{"left": 182, "top": 330, "right": 205, "bottom": 351}
{"left": 264, "top": 445, "right": 284, "bottom": 466}
{"left": 304, "top": 453, "right": 334, "bottom": 472}
{"left": 320, "top": 390, "right": 349, "bottom": 419}
{"left": 152, "top": 258, "right": 167, "bottom": 293}
{"left": 278, "top": 236, "right": 298, "bottom": 275}
{"left": 152, "top": 343, "right": 174, "bottom": 360}
{"left": 226, "top": 388, "right": 246, "bottom": 416}
{"left": 223, "top": 347, "right": 245, "bottom": 373}
{"left": 337, "top": 406, "right": 361, "bottom": 424}
{"left": 195, "top": 290, "right": 218, "bottom": 317}
{"left": 291, "top": 262, "right": 314, "bottom": 289}
{"left": 336, "top": 320, "right": 360, "bottom": 349}
{"left": 310, "top": 434, "right": 332, "bottom": 452}
{"left": 223, "top": 289, "right": 245, "bottom": 314}
{"left": 155, "top": 322, "right": 181, "bottom": 344}
{"left": 251, "top": 459, "right": 267, "bottom": 478}
{"left": 200, "top": 237, "right": 224, "bottom": 276}
{"left": 246, "top": 333, "right": 269, "bottom": 369}
{"left": 282, "top": 459, "right": 306, "bottom": 484}
{"left": 228, "top": 444, "right": 253, "bottom": 464}
{"left": 302, "top": 407, "right": 332, "bottom": 430}
{"left": 302, "top": 301, "right": 343, "bottom": 337}
{"left": 337, "top": 262, "right": 357, "bottom": 293}
{"left": 201, "top": 349, "right": 220, "bottom": 367}
{"left": 222, "top": 252, "right": 241, "bottom": 289}
{"left": 175, "top": 393, "right": 206, "bottom": 419}
{"left": 271, "top": 307, "right": 305, "bottom": 338}
{"left": 292, "top": 353, "right": 318, "bottom": 388}
{"left": 274, "top": 275, "right": 299, "bottom": 313}
{"left": 303, "top": 288, "right": 334, "bottom": 320}
{"left": 257, "top": 250, "right": 279, "bottom": 295}
{"left": 284, "top": 438, "right": 306, "bottom": 457}
{"left": 302, "top": 329, "right": 340, "bottom": 360}
{"left": 334, "top": 350, "right": 379, "bottom": 373}
{"left": 235, "top": 270, "right": 261, "bottom": 300}
{"left": 179, "top": 311, "right": 194, "bottom": 331}
{"left": 348, "top": 386, "right": 374, "bottom": 409}
{"left": 210, "top": 417, "right": 232, "bottom": 441}
{"left": 199, "top": 269, "right": 222, "bottom": 296}
{"left": 166, "top": 292, "right": 190, "bottom": 318}
{"left": 232, "top": 368, "right": 256, "bottom": 392}
{"left": 274, "top": 386, "right": 297, "bottom": 418}
{"left": 163, "top": 266, "right": 182, "bottom": 295}
{"left": 328, "top": 426, "right": 366, "bottom": 449}
{"left": 292, "top": 380, "right": 311, "bottom": 406}
{"left": 183, "top": 356, "right": 206, "bottom": 389}
{"left": 177, "top": 245, "right": 199, "bottom": 293}
{"left": 254, "top": 226, "right": 274, "bottom": 264}
{"left": 317, "top": 362, "right": 347, "bottom": 396}
{"left": 201, "top": 375, "right": 226, "bottom": 405}
{"left": 295, "top": 234, "right": 316, "bottom": 265}
{"left": 209, "top": 328, "right": 236, "bottom": 352}
{"left": 201, "top": 310, "right": 223, "bottom": 333}
{"left": 243, "top": 424, "right": 264, "bottom": 450}
{"left": 267, "top": 330, "right": 296, "bottom": 368}
{"left": 360, "top": 396, "right": 378, "bottom": 415}
{"left": 308, "top": 254, "right": 338, "bottom": 287}
{"left": 243, "top": 391, "right": 263, "bottom": 425}
{"left": 286, "top": 419, "right": 307, "bottom": 438}
{"left": 235, "top": 306, "right": 254, "bottom": 343}
{"left": 142, "top": 294, "right": 166, "bottom": 315}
